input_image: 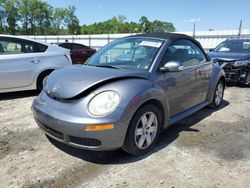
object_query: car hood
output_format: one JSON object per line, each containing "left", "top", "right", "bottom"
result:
{"left": 45, "top": 65, "right": 149, "bottom": 99}
{"left": 208, "top": 52, "right": 250, "bottom": 62}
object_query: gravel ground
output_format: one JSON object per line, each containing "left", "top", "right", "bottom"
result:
{"left": 0, "top": 87, "right": 249, "bottom": 188}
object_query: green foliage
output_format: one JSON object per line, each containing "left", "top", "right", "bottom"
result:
{"left": 0, "top": 1, "right": 175, "bottom": 35}
{"left": 82, "top": 15, "right": 175, "bottom": 34}
{"left": 0, "top": 0, "right": 80, "bottom": 35}
{"left": 81, "top": 16, "right": 141, "bottom": 34}
{"left": 64, "top": 6, "right": 81, "bottom": 35}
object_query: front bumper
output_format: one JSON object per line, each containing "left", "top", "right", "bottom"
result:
{"left": 32, "top": 92, "right": 131, "bottom": 151}
{"left": 221, "top": 63, "right": 250, "bottom": 84}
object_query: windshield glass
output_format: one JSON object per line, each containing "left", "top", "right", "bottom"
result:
{"left": 87, "top": 37, "right": 164, "bottom": 71}
{"left": 214, "top": 40, "right": 250, "bottom": 53}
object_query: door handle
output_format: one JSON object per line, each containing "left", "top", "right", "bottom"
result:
{"left": 30, "top": 58, "right": 40, "bottom": 63}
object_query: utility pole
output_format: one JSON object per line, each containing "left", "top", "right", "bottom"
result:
{"left": 238, "top": 20, "right": 242, "bottom": 37}
{"left": 193, "top": 23, "right": 196, "bottom": 38}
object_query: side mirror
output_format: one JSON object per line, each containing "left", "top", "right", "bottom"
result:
{"left": 160, "top": 61, "right": 184, "bottom": 72}
{"left": 209, "top": 48, "right": 214, "bottom": 52}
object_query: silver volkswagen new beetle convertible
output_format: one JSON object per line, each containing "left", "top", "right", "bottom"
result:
{"left": 33, "top": 33, "right": 225, "bottom": 156}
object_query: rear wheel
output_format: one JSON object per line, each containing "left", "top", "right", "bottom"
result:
{"left": 208, "top": 80, "right": 224, "bottom": 109}
{"left": 37, "top": 70, "right": 53, "bottom": 92}
{"left": 122, "top": 104, "right": 161, "bottom": 156}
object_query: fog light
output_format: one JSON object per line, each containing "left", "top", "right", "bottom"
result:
{"left": 85, "top": 124, "right": 114, "bottom": 131}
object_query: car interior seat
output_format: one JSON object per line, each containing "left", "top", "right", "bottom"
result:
{"left": 172, "top": 49, "right": 189, "bottom": 63}
{"left": 26, "top": 46, "right": 32, "bottom": 53}
{"left": 21, "top": 45, "right": 28, "bottom": 53}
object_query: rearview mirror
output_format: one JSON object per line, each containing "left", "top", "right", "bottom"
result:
{"left": 160, "top": 61, "right": 184, "bottom": 72}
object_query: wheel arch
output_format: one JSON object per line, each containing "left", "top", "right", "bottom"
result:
{"left": 36, "top": 69, "right": 55, "bottom": 90}
{"left": 134, "top": 99, "right": 166, "bottom": 132}
{"left": 220, "top": 75, "right": 226, "bottom": 87}
{"left": 206, "top": 65, "right": 226, "bottom": 103}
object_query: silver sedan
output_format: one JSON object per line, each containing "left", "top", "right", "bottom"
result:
{"left": 0, "top": 35, "right": 72, "bottom": 93}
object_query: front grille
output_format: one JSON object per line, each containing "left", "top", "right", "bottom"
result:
{"left": 42, "top": 123, "right": 64, "bottom": 140}
{"left": 221, "top": 62, "right": 249, "bottom": 82}
{"left": 37, "top": 119, "right": 102, "bottom": 148}
{"left": 223, "top": 63, "right": 235, "bottom": 72}
{"left": 69, "top": 136, "right": 101, "bottom": 147}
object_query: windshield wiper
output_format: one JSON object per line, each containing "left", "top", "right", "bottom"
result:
{"left": 94, "top": 65, "right": 121, "bottom": 69}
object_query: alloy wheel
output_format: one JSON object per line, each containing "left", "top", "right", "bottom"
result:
{"left": 215, "top": 83, "right": 223, "bottom": 106}
{"left": 134, "top": 112, "right": 158, "bottom": 149}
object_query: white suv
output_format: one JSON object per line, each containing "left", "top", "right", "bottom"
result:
{"left": 0, "top": 35, "right": 72, "bottom": 93}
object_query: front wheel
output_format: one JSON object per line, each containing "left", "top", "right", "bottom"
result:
{"left": 122, "top": 104, "right": 161, "bottom": 156}
{"left": 208, "top": 80, "right": 224, "bottom": 109}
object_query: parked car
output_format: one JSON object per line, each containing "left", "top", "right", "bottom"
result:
{"left": 57, "top": 42, "right": 96, "bottom": 64}
{"left": 208, "top": 39, "right": 250, "bottom": 85}
{"left": 33, "top": 33, "right": 225, "bottom": 156}
{"left": 0, "top": 35, "right": 72, "bottom": 93}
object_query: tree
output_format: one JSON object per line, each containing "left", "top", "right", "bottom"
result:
{"left": 152, "top": 20, "right": 175, "bottom": 33}
{"left": 139, "top": 16, "right": 151, "bottom": 33}
{"left": 162, "top": 21, "right": 175, "bottom": 32}
{"left": 18, "top": 0, "right": 30, "bottom": 34}
{"left": 116, "top": 15, "right": 126, "bottom": 24}
{"left": 0, "top": 1, "right": 176, "bottom": 35}
{"left": 52, "top": 8, "right": 68, "bottom": 34}
{"left": 5, "top": 0, "right": 19, "bottom": 34}
{"left": 64, "top": 6, "right": 80, "bottom": 34}
{"left": 33, "top": 1, "right": 53, "bottom": 35}
{"left": 0, "top": 0, "right": 19, "bottom": 34}
{"left": 18, "top": 0, "right": 54, "bottom": 35}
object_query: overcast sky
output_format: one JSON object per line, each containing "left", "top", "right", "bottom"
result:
{"left": 45, "top": 0, "right": 250, "bottom": 31}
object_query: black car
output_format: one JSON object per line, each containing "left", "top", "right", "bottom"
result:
{"left": 208, "top": 39, "right": 250, "bottom": 85}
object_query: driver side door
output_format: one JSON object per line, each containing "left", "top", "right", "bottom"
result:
{"left": 156, "top": 39, "right": 208, "bottom": 116}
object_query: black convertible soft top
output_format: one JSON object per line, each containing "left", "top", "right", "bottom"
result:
{"left": 130, "top": 32, "right": 210, "bottom": 61}
{"left": 132, "top": 32, "right": 194, "bottom": 41}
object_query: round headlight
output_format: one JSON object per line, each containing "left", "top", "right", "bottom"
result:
{"left": 88, "top": 91, "right": 120, "bottom": 116}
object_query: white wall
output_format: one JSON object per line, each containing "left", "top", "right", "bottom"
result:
{"left": 21, "top": 29, "right": 250, "bottom": 50}
{"left": 176, "top": 29, "right": 250, "bottom": 49}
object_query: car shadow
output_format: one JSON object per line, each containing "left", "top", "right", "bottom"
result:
{"left": 48, "top": 100, "right": 230, "bottom": 164}
{"left": 0, "top": 90, "right": 39, "bottom": 101}
{"left": 226, "top": 83, "right": 250, "bottom": 88}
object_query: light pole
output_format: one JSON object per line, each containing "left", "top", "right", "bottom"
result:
{"left": 238, "top": 20, "right": 242, "bottom": 37}
{"left": 193, "top": 22, "right": 196, "bottom": 38}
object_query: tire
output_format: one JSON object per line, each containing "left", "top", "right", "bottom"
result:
{"left": 208, "top": 80, "right": 224, "bottom": 109}
{"left": 122, "top": 104, "right": 162, "bottom": 156}
{"left": 37, "top": 71, "right": 52, "bottom": 92}
{"left": 245, "top": 73, "right": 250, "bottom": 86}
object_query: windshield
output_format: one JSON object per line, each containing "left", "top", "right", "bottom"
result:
{"left": 214, "top": 40, "right": 250, "bottom": 53}
{"left": 87, "top": 37, "right": 164, "bottom": 71}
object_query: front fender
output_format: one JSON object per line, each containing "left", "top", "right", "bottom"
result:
{"left": 206, "top": 64, "right": 226, "bottom": 102}
{"left": 92, "top": 78, "right": 170, "bottom": 129}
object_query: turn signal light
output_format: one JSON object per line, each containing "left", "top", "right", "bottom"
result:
{"left": 85, "top": 124, "right": 114, "bottom": 131}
